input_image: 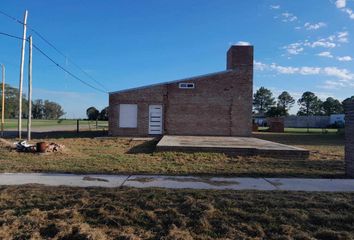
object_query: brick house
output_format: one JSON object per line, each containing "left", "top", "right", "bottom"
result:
{"left": 109, "top": 45, "right": 253, "bottom": 136}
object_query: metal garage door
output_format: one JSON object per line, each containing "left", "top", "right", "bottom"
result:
{"left": 149, "top": 105, "right": 163, "bottom": 134}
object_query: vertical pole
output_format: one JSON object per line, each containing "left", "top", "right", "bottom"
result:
{"left": 1, "top": 64, "right": 5, "bottom": 137}
{"left": 77, "top": 119, "right": 79, "bottom": 133}
{"left": 18, "top": 10, "right": 28, "bottom": 139}
{"left": 27, "top": 36, "right": 33, "bottom": 141}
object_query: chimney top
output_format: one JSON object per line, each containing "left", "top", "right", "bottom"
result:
{"left": 227, "top": 45, "right": 253, "bottom": 70}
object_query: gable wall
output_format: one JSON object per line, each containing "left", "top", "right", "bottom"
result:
{"left": 109, "top": 68, "right": 252, "bottom": 136}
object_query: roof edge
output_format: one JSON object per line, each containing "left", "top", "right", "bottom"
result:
{"left": 109, "top": 69, "right": 234, "bottom": 95}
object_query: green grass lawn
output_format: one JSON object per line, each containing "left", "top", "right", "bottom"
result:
{"left": 258, "top": 127, "right": 340, "bottom": 133}
{"left": 0, "top": 185, "right": 353, "bottom": 239}
{"left": 2, "top": 119, "right": 108, "bottom": 129}
{"left": 0, "top": 131, "right": 345, "bottom": 178}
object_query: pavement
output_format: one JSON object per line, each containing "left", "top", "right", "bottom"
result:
{"left": 2, "top": 125, "right": 79, "bottom": 138}
{"left": 1, "top": 173, "right": 354, "bottom": 192}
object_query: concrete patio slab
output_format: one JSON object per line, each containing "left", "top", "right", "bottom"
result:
{"left": 156, "top": 135, "right": 309, "bottom": 158}
{"left": 125, "top": 175, "right": 276, "bottom": 190}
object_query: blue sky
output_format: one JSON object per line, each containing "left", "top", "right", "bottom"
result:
{"left": 0, "top": 0, "right": 353, "bottom": 117}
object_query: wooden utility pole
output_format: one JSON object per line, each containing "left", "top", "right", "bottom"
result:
{"left": 18, "top": 10, "right": 28, "bottom": 139}
{"left": 1, "top": 64, "right": 5, "bottom": 137}
{"left": 27, "top": 36, "right": 33, "bottom": 141}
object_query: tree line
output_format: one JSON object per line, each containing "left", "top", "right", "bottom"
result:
{"left": 0, "top": 84, "right": 65, "bottom": 119}
{"left": 86, "top": 106, "right": 108, "bottom": 121}
{"left": 253, "top": 87, "right": 354, "bottom": 117}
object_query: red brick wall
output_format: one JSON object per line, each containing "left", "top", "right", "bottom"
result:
{"left": 345, "top": 100, "right": 354, "bottom": 177}
{"left": 109, "top": 46, "right": 253, "bottom": 137}
{"left": 109, "top": 85, "right": 167, "bottom": 136}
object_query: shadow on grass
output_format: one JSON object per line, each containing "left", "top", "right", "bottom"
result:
{"left": 127, "top": 140, "right": 159, "bottom": 154}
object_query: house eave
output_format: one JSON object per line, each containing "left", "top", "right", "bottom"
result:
{"left": 109, "top": 69, "right": 234, "bottom": 95}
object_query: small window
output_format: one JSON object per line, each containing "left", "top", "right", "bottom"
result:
{"left": 179, "top": 82, "right": 195, "bottom": 89}
{"left": 119, "top": 104, "right": 137, "bottom": 128}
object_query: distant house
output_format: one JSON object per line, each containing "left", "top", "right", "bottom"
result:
{"left": 109, "top": 45, "right": 254, "bottom": 136}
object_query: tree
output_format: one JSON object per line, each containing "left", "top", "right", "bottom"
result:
{"left": 343, "top": 96, "right": 354, "bottom": 106}
{"left": 32, "top": 99, "right": 44, "bottom": 119}
{"left": 43, "top": 100, "right": 65, "bottom": 119}
{"left": 86, "top": 107, "right": 99, "bottom": 120}
{"left": 277, "top": 91, "right": 295, "bottom": 115}
{"left": 322, "top": 97, "right": 343, "bottom": 115}
{"left": 297, "top": 91, "right": 323, "bottom": 116}
{"left": 99, "top": 107, "right": 109, "bottom": 121}
{"left": 0, "top": 84, "right": 28, "bottom": 118}
{"left": 265, "top": 106, "right": 287, "bottom": 117}
{"left": 253, "top": 87, "right": 275, "bottom": 113}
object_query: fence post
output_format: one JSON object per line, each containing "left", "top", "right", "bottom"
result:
{"left": 77, "top": 119, "right": 79, "bottom": 133}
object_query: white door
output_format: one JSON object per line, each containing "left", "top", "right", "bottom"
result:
{"left": 149, "top": 105, "right": 163, "bottom": 134}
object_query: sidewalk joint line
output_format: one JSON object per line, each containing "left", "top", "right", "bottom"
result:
{"left": 120, "top": 175, "right": 131, "bottom": 188}
{"left": 263, "top": 178, "right": 279, "bottom": 190}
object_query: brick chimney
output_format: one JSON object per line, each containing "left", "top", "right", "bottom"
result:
{"left": 226, "top": 45, "right": 254, "bottom": 70}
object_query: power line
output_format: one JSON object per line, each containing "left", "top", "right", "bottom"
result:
{"left": 0, "top": 31, "right": 24, "bottom": 41}
{"left": 0, "top": 9, "right": 23, "bottom": 24}
{"left": 0, "top": 31, "right": 108, "bottom": 94}
{"left": 0, "top": 9, "right": 109, "bottom": 91}
{"left": 32, "top": 43, "right": 108, "bottom": 94}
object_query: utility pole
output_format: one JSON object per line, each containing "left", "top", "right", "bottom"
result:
{"left": 1, "top": 64, "right": 5, "bottom": 137}
{"left": 18, "top": 10, "right": 28, "bottom": 139}
{"left": 27, "top": 36, "right": 33, "bottom": 141}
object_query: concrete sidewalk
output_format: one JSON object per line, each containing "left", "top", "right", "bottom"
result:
{"left": 1, "top": 173, "right": 354, "bottom": 192}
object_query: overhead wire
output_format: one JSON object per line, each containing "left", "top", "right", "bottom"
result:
{"left": 0, "top": 31, "right": 108, "bottom": 94}
{"left": 0, "top": 9, "right": 109, "bottom": 91}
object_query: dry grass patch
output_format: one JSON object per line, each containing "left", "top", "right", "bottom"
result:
{"left": 0, "top": 132, "right": 345, "bottom": 177}
{"left": 0, "top": 185, "right": 353, "bottom": 239}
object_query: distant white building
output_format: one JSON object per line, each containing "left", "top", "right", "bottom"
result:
{"left": 330, "top": 114, "right": 345, "bottom": 125}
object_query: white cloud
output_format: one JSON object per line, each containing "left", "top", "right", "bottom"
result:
{"left": 335, "top": 0, "right": 354, "bottom": 20}
{"left": 307, "top": 39, "right": 336, "bottom": 48}
{"left": 299, "top": 67, "right": 321, "bottom": 75}
{"left": 283, "top": 31, "right": 349, "bottom": 56}
{"left": 304, "top": 22, "right": 326, "bottom": 30}
{"left": 321, "top": 80, "right": 346, "bottom": 89}
{"left": 323, "top": 67, "right": 353, "bottom": 80}
{"left": 335, "top": 0, "right": 346, "bottom": 8}
{"left": 283, "top": 42, "right": 304, "bottom": 55}
{"left": 270, "top": 5, "right": 280, "bottom": 9}
{"left": 235, "top": 41, "right": 251, "bottom": 46}
{"left": 255, "top": 61, "right": 354, "bottom": 80}
{"left": 254, "top": 61, "right": 267, "bottom": 71}
{"left": 255, "top": 61, "right": 354, "bottom": 90}
{"left": 343, "top": 8, "right": 354, "bottom": 19}
{"left": 337, "top": 31, "right": 349, "bottom": 43}
{"left": 281, "top": 12, "right": 298, "bottom": 22}
{"left": 270, "top": 64, "right": 299, "bottom": 74}
{"left": 317, "top": 51, "right": 333, "bottom": 58}
{"left": 337, "top": 56, "right": 352, "bottom": 61}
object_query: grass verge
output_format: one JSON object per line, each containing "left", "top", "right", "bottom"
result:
{"left": 0, "top": 132, "right": 345, "bottom": 178}
{"left": 0, "top": 185, "right": 353, "bottom": 239}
